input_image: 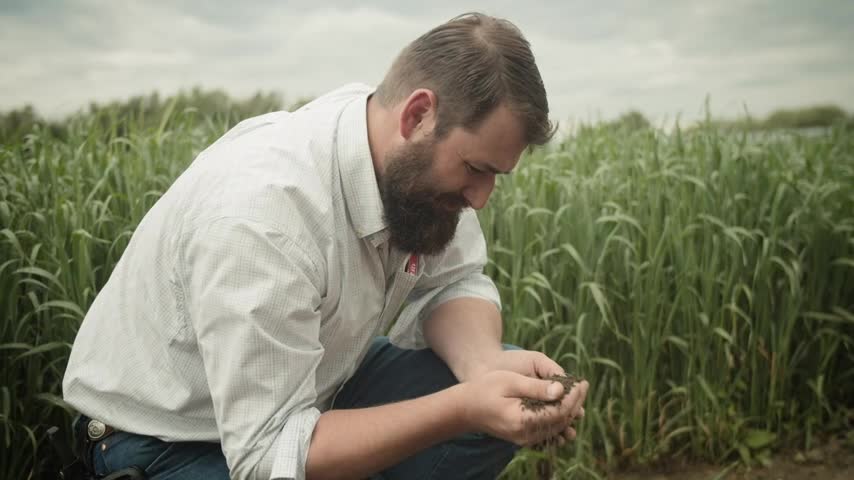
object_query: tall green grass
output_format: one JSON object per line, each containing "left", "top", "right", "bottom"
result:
{"left": 483, "top": 124, "right": 854, "bottom": 478}
{"left": 0, "top": 107, "right": 232, "bottom": 478}
{"left": 1, "top": 108, "right": 852, "bottom": 478}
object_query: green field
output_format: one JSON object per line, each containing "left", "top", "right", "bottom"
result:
{"left": 1, "top": 101, "right": 852, "bottom": 479}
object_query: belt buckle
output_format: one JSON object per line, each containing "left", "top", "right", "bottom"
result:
{"left": 86, "top": 420, "right": 108, "bottom": 441}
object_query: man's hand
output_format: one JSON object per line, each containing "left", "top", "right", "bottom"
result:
{"left": 471, "top": 349, "right": 588, "bottom": 440}
{"left": 421, "top": 297, "right": 588, "bottom": 444}
{"left": 461, "top": 370, "right": 589, "bottom": 447}
{"left": 476, "top": 349, "right": 566, "bottom": 380}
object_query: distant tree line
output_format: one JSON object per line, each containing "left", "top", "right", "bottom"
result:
{"left": 705, "top": 104, "right": 853, "bottom": 131}
{"left": 0, "top": 87, "right": 312, "bottom": 143}
{"left": 605, "top": 105, "right": 854, "bottom": 132}
{"left": 1, "top": 88, "right": 852, "bottom": 143}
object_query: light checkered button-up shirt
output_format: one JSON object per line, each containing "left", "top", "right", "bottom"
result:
{"left": 63, "top": 84, "right": 501, "bottom": 480}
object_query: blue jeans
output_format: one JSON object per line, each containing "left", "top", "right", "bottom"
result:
{"left": 76, "top": 337, "right": 520, "bottom": 479}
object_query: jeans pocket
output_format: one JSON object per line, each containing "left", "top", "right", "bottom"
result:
{"left": 98, "top": 431, "right": 171, "bottom": 474}
{"left": 91, "top": 438, "right": 113, "bottom": 477}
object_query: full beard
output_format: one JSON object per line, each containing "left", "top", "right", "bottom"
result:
{"left": 378, "top": 138, "right": 466, "bottom": 256}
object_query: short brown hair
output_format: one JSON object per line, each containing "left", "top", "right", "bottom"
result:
{"left": 374, "top": 12, "right": 556, "bottom": 145}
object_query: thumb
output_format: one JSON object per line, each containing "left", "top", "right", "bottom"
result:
{"left": 509, "top": 374, "right": 565, "bottom": 401}
{"left": 546, "top": 381, "right": 564, "bottom": 400}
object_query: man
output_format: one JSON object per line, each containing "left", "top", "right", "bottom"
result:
{"left": 63, "top": 12, "right": 589, "bottom": 480}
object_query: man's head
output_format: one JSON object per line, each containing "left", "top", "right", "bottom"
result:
{"left": 368, "top": 12, "right": 555, "bottom": 255}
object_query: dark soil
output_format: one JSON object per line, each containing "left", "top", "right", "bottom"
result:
{"left": 608, "top": 435, "right": 854, "bottom": 480}
{"left": 520, "top": 373, "right": 583, "bottom": 412}
{"left": 519, "top": 373, "right": 583, "bottom": 477}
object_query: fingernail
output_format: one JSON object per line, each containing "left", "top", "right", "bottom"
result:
{"left": 548, "top": 382, "right": 563, "bottom": 399}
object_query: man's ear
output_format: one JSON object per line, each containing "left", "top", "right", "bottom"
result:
{"left": 399, "top": 89, "right": 437, "bottom": 140}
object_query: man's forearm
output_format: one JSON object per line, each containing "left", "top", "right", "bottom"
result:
{"left": 305, "top": 383, "right": 471, "bottom": 480}
{"left": 423, "top": 297, "right": 504, "bottom": 382}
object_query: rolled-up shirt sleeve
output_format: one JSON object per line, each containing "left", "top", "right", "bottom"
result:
{"left": 182, "top": 216, "right": 325, "bottom": 480}
{"left": 389, "top": 209, "right": 502, "bottom": 349}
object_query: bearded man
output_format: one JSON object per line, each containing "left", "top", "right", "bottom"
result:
{"left": 63, "top": 12, "right": 589, "bottom": 480}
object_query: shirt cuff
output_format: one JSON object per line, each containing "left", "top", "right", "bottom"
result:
{"left": 389, "top": 272, "right": 501, "bottom": 350}
{"left": 268, "top": 407, "right": 321, "bottom": 480}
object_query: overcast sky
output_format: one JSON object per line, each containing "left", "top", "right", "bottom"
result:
{"left": 2, "top": 0, "right": 853, "bottom": 124}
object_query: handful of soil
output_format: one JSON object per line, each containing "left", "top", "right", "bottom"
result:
{"left": 521, "top": 373, "right": 583, "bottom": 412}
{"left": 521, "top": 372, "right": 585, "bottom": 477}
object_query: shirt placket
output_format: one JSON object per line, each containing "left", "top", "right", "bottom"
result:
{"left": 376, "top": 250, "right": 421, "bottom": 334}
{"left": 329, "top": 244, "right": 420, "bottom": 409}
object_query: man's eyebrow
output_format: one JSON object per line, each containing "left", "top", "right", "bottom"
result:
{"left": 459, "top": 152, "right": 513, "bottom": 175}
{"left": 480, "top": 163, "right": 512, "bottom": 175}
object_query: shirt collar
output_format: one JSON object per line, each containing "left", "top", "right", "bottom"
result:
{"left": 336, "top": 90, "right": 389, "bottom": 241}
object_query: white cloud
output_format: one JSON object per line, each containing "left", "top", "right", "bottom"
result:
{"left": 1, "top": 0, "right": 852, "bottom": 123}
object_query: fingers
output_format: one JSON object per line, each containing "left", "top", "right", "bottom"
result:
{"left": 560, "top": 380, "right": 588, "bottom": 413}
{"left": 518, "top": 378, "right": 587, "bottom": 424}
{"left": 499, "top": 372, "right": 590, "bottom": 448}
{"left": 522, "top": 422, "right": 562, "bottom": 448}
{"left": 529, "top": 425, "right": 577, "bottom": 449}
{"left": 531, "top": 352, "right": 566, "bottom": 379}
{"left": 527, "top": 417, "right": 580, "bottom": 448}
{"left": 578, "top": 382, "right": 589, "bottom": 416}
{"left": 521, "top": 380, "right": 589, "bottom": 447}
{"left": 518, "top": 404, "right": 575, "bottom": 446}
{"left": 565, "top": 426, "right": 577, "bottom": 440}
{"left": 507, "top": 372, "right": 565, "bottom": 402}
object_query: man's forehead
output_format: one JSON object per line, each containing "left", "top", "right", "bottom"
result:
{"left": 453, "top": 112, "right": 526, "bottom": 167}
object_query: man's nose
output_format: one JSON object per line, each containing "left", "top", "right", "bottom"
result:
{"left": 463, "top": 174, "right": 496, "bottom": 210}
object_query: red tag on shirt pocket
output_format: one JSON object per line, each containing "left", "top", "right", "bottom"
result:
{"left": 406, "top": 254, "right": 419, "bottom": 275}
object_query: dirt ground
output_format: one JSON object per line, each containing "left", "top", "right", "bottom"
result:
{"left": 608, "top": 436, "right": 854, "bottom": 480}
